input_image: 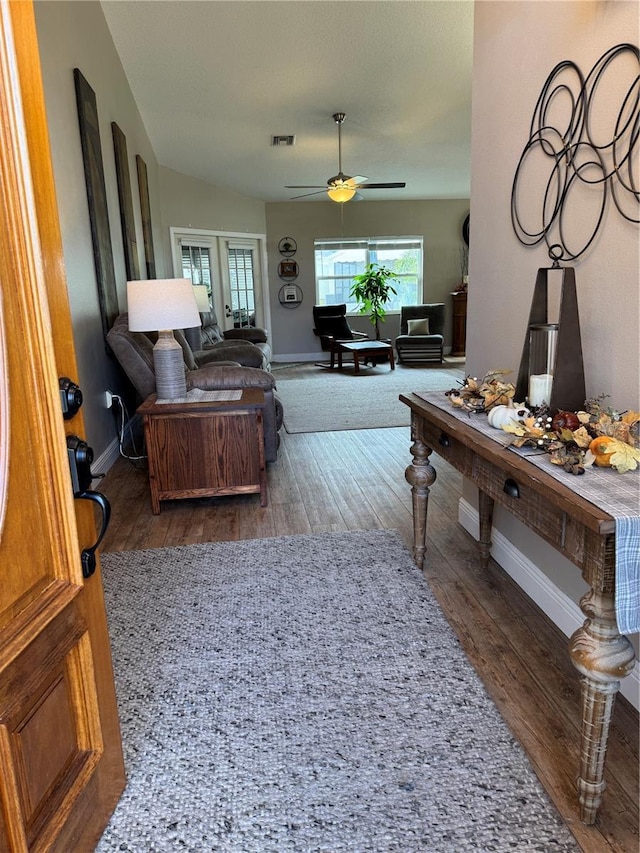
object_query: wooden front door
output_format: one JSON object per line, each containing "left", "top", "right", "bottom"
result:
{"left": 0, "top": 3, "right": 125, "bottom": 851}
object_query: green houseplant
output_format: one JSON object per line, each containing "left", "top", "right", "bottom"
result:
{"left": 349, "top": 263, "right": 398, "bottom": 340}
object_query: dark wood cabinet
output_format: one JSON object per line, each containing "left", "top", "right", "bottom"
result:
{"left": 138, "top": 389, "right": 267, "bottom": 514}
{"left": 451, "top": 290, "right": 467, "bottom": 357}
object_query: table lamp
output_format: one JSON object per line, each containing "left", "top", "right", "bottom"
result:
{"left": 127, "top": 279, "right": 201, "bottom": 399}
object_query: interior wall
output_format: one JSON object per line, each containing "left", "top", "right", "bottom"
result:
{"left": 265, "top": 199, "right": 470, "bottom": 360}
{"left": 35, "top": 0, "right": 165, "bottom": 456}
{"left": 158, "top": 167, "right": 267, "bottom": 275}
{"left": 35, "top": 1, "right": 267, "bottom": 461}
{"left": 468, "top": 1, "right": 639, "bottom": 639}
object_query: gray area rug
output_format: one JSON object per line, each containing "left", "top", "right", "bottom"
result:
{"left": 272, "top": 361, "right": 465, "bottom": 432}
{"left": 98, "top": 530, "right": 578, "bottom": 852}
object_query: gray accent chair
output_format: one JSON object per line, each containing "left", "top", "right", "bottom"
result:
{"left": 106, "top": 313, "right": 283, "bottom": 461}
{"left": 395, "top": 304, "right": 446, "bottom": 363}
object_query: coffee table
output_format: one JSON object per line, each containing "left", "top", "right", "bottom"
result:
{"left": 330, "top": 339, "right": 395, "bottom": 373}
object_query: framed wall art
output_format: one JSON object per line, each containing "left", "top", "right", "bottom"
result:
{"left": 73, "top": 68, "right": 119, "bottom": 338}
{"left": 111, "top": 121, "right": 140, "bottom": 281}
{"left": 278, "top": 260, "right": 299, "bottom": 279}
{"left": 136, "top": 154, "right": 156, "bottom": 278}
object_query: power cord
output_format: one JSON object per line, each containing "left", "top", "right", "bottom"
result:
{"left": 111, "top": 394, "right": 147, "bottom": 465}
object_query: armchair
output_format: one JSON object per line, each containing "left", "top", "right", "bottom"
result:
{"left": 395, "top": 304, "right": 446, "bottom": 363}
{"left": 312, "top": 304, "right": 369, "bottom": 352}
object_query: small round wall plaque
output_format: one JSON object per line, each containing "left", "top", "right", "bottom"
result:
{"left": 278, "top": 237, "right": 297, "bottom": 257}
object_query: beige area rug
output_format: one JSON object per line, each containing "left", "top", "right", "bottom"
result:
{"left": 272, "top": 360, "right": 466, "bottom": 432}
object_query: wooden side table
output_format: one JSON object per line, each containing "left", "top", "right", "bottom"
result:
{"left": 451, "top": 290, "right": 467, "bottom": 357}
{"left": 138, "top": 389, "right": 267, "bottom": 514}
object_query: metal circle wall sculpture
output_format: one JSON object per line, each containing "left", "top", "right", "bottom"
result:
{"left": 511, "top": 43, "right": 639, "bottom": 263}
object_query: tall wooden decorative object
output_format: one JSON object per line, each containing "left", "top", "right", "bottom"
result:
{"left": 136, "top": 154, "right": 156, "bottom": 278}
{"left": 515, "top": 266, "right": 586, "bottom": 413}
{"left": 111, "top": 121, "right": 140, "bottom": 281}
{"left": 73, "top": 68, "right": 119, "bottom": 338}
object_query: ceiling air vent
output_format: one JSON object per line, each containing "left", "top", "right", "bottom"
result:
{"left": 272, "top": 135, "right": 296, "bottom": 147}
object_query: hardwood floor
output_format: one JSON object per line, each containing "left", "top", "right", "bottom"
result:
{"left": 99, "top": 426, "right": 638, "bottom": 853}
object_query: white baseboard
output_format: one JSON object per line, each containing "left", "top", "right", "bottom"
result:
{"left": 272, "top": 353, "right": 325, "bottom": 363}
{"left": 90, "top": 413, "right": 142, "bottom": 486}
{"left": 91, "top": 435, "right": 121, "bottom": 488}
{"left": 458, "top": 497, "right": 640, "bottom": 711}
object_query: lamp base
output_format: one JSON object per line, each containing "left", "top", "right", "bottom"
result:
{"left": 153, "top": 330, "right": 186, "bottom": 399}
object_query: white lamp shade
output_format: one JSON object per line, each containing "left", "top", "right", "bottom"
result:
{"left": 192, "top": 285, "right": 210, "bottom": 313}
{"left": 127, "top": 279, "right": 201, "bottom": 331}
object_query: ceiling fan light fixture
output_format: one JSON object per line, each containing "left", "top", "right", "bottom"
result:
{"left": 327, "top": 177, "right": 357, "bottom": 203}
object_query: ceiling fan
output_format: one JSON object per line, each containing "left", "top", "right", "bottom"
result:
{"left": 286, "top": 113, "right": 406, "bottom": 203}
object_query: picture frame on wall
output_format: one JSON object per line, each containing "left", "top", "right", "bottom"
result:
{"left": 73, "top": 68, "right": 119, "bottom": 339}
{"left": 136, "top": 154, "right": 156, "bottom": 278}
{"left": 111, "top": 121, "right": 140, "bottom": 281}
{"left": 278, "top": 260, "right": 299, "bottom": 279}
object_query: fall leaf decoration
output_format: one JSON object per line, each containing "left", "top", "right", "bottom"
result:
{"left": 479, "top": 391, "right": 640, "bottom": 475}
{"left": 446, "top": 370, "right": 516, "bottom": 413}
{"left": 598, "top": 439, "right": 640, "bottom": 474}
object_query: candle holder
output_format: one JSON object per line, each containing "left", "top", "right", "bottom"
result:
{"left": 515, "top": 266, "right": 586, "bottom": 414}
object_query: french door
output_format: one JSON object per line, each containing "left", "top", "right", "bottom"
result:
{"left": 171, "top": 229, "right": 270, "bottom": 332}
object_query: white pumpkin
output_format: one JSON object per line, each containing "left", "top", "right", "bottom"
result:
{"left": 487, "top": 403, "right": 530, "bottom": 429}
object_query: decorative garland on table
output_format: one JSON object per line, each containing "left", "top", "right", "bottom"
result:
{"left": 445, "top": 371, "right": 640, "bottom": 475}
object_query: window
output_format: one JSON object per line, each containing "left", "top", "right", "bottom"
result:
{"left": 315, "top": 237, "right": 423, "bottom": 312}
{"left": 226, "top": 243, "right": 256, "bottom": 327}
{"left": 181, "top": 243, "right": 213, "bottom": 293}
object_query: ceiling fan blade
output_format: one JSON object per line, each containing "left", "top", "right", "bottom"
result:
{"left": 352, "top": 176, "right": 368, "bottom": 184}
{"left": 290, "top": 189, "right": 327, "bottom": 199}
{"left": 285, "top": 185, "right": 326, "bottom": 189}
{"left": 358, "top": 182, "right": 406, "bottom": 189}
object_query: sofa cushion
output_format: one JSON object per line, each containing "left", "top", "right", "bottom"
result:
{"left": 173, "top": 328, "right": 198, "bottom": 370}
{"left": 106, "top": 313, "right": 158, "bottom": 401}
{"left": 196, "top": 341, "right": 264, "bottom": 370}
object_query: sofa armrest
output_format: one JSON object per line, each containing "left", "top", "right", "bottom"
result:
{"left": 186, "top": 364, "right": 276, "bottom": 391}
{"left": 195, "top": 342, "right": 264, "bottom": 369}
{"left": 223, "top": 327, "right": 268, "bottom": 344}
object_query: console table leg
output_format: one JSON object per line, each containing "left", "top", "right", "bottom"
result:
{"left": 404, "top": 436, "right": 436, "bottom": 570}
{"left": 569, "top": 588, "right": 636, "bottom": 824}
{"left": 478, "top": 490, "right": 494, "bottom": 568}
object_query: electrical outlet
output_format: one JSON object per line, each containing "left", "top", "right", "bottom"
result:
{"left": 104, "top": 390, "right": 114, "bottom": 408}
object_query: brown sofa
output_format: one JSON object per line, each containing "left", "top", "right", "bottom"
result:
{"left": 106, "top": 313, "right": 283, "bottom": 461}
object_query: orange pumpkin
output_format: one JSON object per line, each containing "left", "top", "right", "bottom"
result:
{"left": 589, "top": 436, "right": 616, "bottom": 467}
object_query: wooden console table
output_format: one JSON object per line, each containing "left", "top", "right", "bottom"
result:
{"left": 400, "top": 391, "right": 637, "bottom": 825}
{"left": 138, "top": 389, "right": 267, "bottom": 514}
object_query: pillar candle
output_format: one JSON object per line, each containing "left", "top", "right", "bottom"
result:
{"left": 529, "top": 373, "right": 553, "bottom": 407}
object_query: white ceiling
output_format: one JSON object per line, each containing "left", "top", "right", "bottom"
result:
{"left": 100, "top": 0, "right": 474, "bottom": 203}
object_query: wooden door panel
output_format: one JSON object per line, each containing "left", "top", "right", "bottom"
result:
{"left": 3, "top": 631, "right": 104, "bottom": 851}
{"left": 0, "top": 2, "right": 125, "bottom": 850}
